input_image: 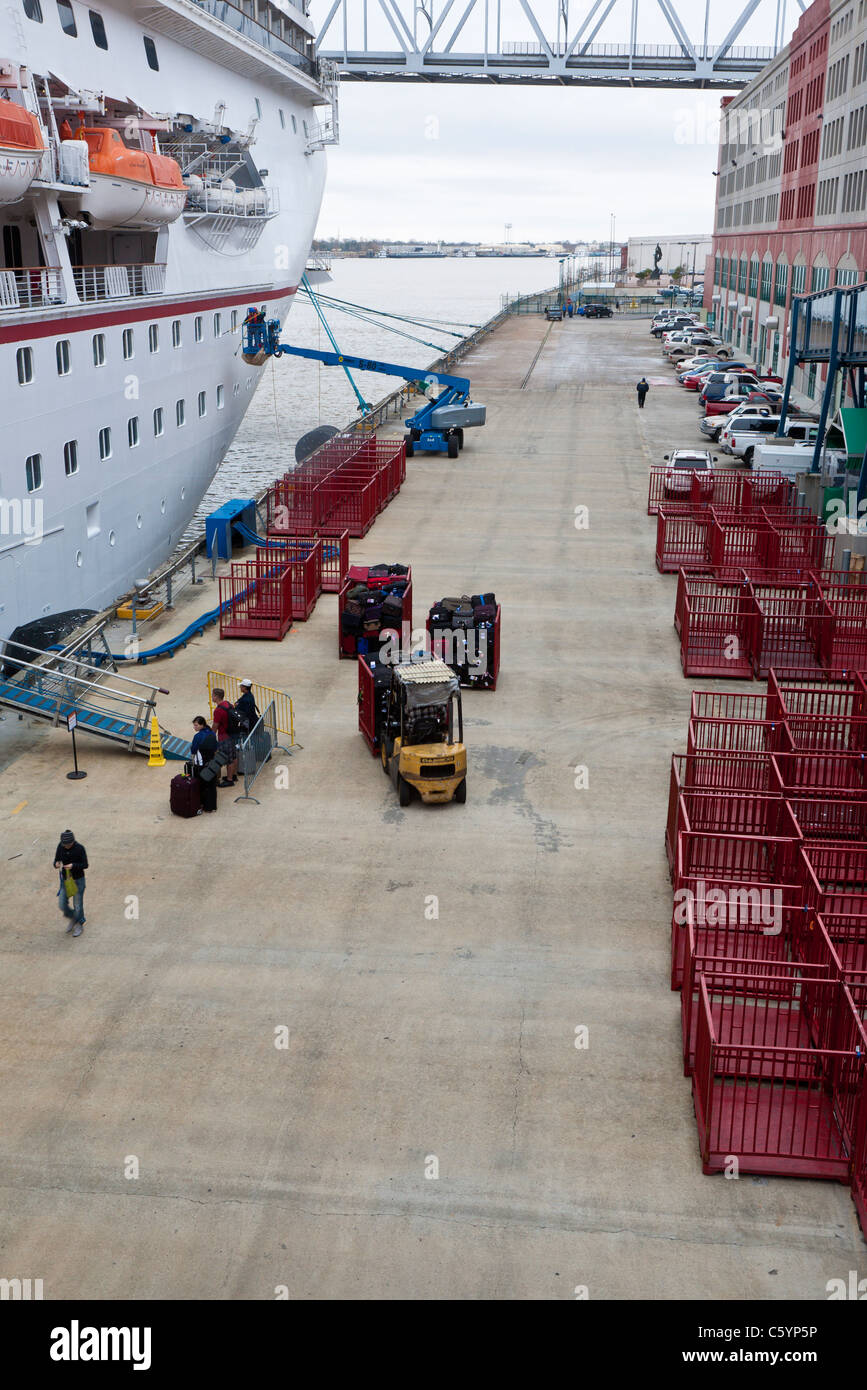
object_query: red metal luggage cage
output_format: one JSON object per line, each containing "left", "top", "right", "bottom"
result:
{"left": 786, "top": 796, "right": 867, "bottom": 845}
{"left": 338, "top": 567, "right": 413, "bottom": 659}
{"left": 218, "top": 561, "right": 293, "bottom": 640}
{"left": 680, "top": 584, "right": 754, "bottom": 677}
{"left": 691, "top": 975, "right": 867, "bottom": 1178}
{"left": 766, "top": 667, "right": 866, "bottom": 722}
{"left": 785, "top": 712, "right": 867, "bottom": 752}
{"left": 427, "top": 607, "right": 501, "bottom": 691}
{"left": 675, "top": 822, "right": 801, "bottom": 895}
{"left": 708, "top": 513, "right": 774, "bottom": 582}
{"left": 656, "top": 509, "right": 713, "bottom": 573}
{"left": 816, "top": 592, "right": 867, "bottom": 673}
{"left": 670, "top": 874, "right": 803, "bottom": 989}
{"left": 674, "top": 571, "right": 718, "bottom": 636}
{"left": 689, "top": 691, "right": 770, "bottom": 721}
{"left": 255, "top": 542, "right": 321, "bottom": 620}
{"left": 357, "top": 652, "right": 390, "bottom": 756}
{"left": 665, "top": 752, "right": 773, "bottom": 872}
{"left": 748, "top": 586, "right": 827, "bottom": 678}
{"left": 801, "top": 845, "right": 867, "bottom": 919}
{"left": 299, "top": 530, "right": 348, "bottom": 593}
{"left": 770, "top": 519, "right": 834, "bottom": 577}
{"left": 687, "top": 715, "right": 792, "bottom": 758}
{"left": 769, "top": 749, "right": 867, "bottom": 799}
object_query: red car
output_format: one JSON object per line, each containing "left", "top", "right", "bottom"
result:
{"left": 703, "top": 390, "right": 781, "bottom": 417}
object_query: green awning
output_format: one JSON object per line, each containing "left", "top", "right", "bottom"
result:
{"left": 840, "top": 406, "right": 867, "bottom": 459}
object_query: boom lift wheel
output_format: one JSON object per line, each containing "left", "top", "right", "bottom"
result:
{"left": 447, "top": 433, "right": 459, "bottom": 460}
{"left": 405, "top": 435, "right": 415, "bottom": 458}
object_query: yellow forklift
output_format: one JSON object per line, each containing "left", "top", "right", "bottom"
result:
{"left": 380, "top": 658, "right": 467, "bottom": 805}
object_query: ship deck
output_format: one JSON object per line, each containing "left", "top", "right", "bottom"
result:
{"left": 1, "top": 313, "right": 862, "bottom": 1300}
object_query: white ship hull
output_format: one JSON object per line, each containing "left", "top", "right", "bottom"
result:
{"left": 0, "top": 0, "right": 330, "bottom": 642}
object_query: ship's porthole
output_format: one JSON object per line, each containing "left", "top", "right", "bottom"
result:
{"left": 109, "top": 531, "right": 117, "bottom": 546}
{"left": 74, "top": 550, "right": 82, "bottom": 567}
{"left": 136, "top": 513, "right": 143, "bottom": 529}
{"left": 160, "top": 498, "right": 166, "bottom": 514}
{"left": 180, "top": 487, "right": 186, "bottom": 500}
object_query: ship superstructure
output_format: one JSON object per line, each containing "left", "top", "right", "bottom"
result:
{"left": 0, "top": 0, "right": 335, "bottom": 641}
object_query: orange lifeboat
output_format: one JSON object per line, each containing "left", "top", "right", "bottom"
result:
{"left": 73, "top": 127, "right": 186, "bottom": 228}
{"left": 0, "top": 100, "right": 45, "bottom": 205}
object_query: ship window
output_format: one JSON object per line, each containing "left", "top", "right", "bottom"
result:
{"left": 97, "top": 428, "right": 111, "bottom": 461}
{"left": 16, "top": 347, "right": 33, "bottom": 385}
{"left": 197, "top": 390, "right": 206, "bottom": 417}
{"left": 64, "top": 440, "right": 79, "bottom": 475}
{"left": 213, "top": 312, "right": 221, "bottom": 337}
{"left": 153, "top": 407, "right": 164, "bottom": 436}
{"left": 56, "top": 340, "right": 70, "bottom": 375}
{"left": 127, "top": 416, "right": 139, "bottom": 448}
{"left": 92, "top": 333, "right": 105, "bottom": 367}
{"left": 25, "top": 454, "right": 42, "bottom": 493}
{"left": 254, "top": 98, "right": 262, "bottom": 119}
{"left": 143, "top": 35, "right": 158, "bottom": 70}
{"left": 176, "top": 399, "right": 185, "bottom": 427}
{"left": 57, "top": 0, "right": 76, "bottom": 34}
{"left": 291, "top": 114, "right": 297, "bottom": 134}
{"left": 278, "top": 109, "right": 285, "bottom": 129}
{"left": 194, "top": 315, "right": 203, "bottom": 342}
{"left": 122, "top": 328, "right": 134, "bottom": 359}
{"left": 172, "top": 318, "right": 181, "bottom": 348}
{"left": 303, "top": 120, "right": 309, "bottom": 139}
{"left": 148, "top": 323, "right": 159, "bottom": 352}
{"left": 230, "top": 309, "right": 238, "bottom": 332}
{"left": 216, "top": 385, "right": 225, "bottom": 409}
{"left": 89, "top": 9, "right": 107, "bottom": 48}
{"left": 22, "top": 0, "right": 43, "bottom": 22}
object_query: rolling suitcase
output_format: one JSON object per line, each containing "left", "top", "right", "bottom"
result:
{"left": 170, "top": 773, "right": 201, "bottom": 818}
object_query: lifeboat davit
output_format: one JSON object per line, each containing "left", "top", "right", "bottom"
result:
{"left": 0, "top": 100, "right": 45, "bottom": 205}
{"left": 73, "top": 127, "right": 186, "bottom": 229}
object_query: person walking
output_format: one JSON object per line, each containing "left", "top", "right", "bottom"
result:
{"left": 566, "top": 297, "right": 574, "bottom": 319}
{"left": 191, "top": 716, "right": 218, "bottom": 813}
{"left": 54, "top": 829, "right": 88, "bottom": 937}
{"left": 211, "top": 687, "right": 239, "bottom": 788}
{"left": 636, "top": 377, "right": 650, "bottom": 409}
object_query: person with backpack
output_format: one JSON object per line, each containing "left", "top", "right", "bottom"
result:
{"left": 235, "top": 678, "right": 259, "bottom": 736}
{"left": 211, "top": 687, "right": 239, "bottom": 788}
{"left": 53, "top": 829, "right": 88, "bottom": 937}
{"left": 191, "top": 716, "right": 218, "bottom": 813}
{"left": 636, "top": 377, "right": 650, "bottom": 409}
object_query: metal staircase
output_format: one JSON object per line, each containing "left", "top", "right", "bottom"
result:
{"left": 0, "top": 641, "right": 190, "bottom": 760}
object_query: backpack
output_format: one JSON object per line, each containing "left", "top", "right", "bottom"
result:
{"left": 222, "top": 702, "right": 242, "bottom": 737}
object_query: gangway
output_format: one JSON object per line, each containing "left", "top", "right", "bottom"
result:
{"left": 313, "top": 0, "right": 803, "bottom": 89}
{"left": 0, "top": 640, "right": 190, "bottom": 759}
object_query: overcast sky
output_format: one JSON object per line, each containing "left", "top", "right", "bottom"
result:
{"left": 309, "top": 0, "right": 800, "bottom": 243}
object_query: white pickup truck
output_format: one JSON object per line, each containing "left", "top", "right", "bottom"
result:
{"left": 752, "top": 422, "right": 848, "bottom": 478}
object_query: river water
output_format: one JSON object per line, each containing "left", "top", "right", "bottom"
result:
{"left": 191, "top": 255, "right": 562, "bottom": 530}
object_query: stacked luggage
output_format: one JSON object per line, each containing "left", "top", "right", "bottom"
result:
{"left": 339, "top": 564, "right": 413, "bottom": 659}
{"left": 427, "top": 593, "right": 501, "bottom": 690}
{"left": 357, "top": 653, "right": 395, "bottom": 754}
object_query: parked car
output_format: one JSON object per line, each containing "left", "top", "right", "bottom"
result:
{"left": 704, "top": 388, "right": 783, "bottom": 416}
{"left": 584, "top": 303, "right": 613, "bottom": 318}
{"left": 544, "top": 305, "right": 563, "bottom": 321}
{"left": 652, "top": 317, "right": 699, "bottom": 338}
{"left": 753, "top": 423, "right": 848, "bottom": 478}
{"left": 662, "top": 449, "right": 717, "bottom": 497}
{"left": 699, "top": 399, "right": 797, "bottom": 441}
{"left": 679, "top": 360, "right": 751, "bottom": 387}
{"left": 667, "top": 338, "right": 725, "bottom": 362}
{"left": 719, "top": 413, "right": 821, "bottom": 466}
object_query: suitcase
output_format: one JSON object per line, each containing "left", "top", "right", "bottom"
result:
{"left": 473, "top": 603, "right": 497, "bottom": 621}
{"left": 170, "top": 774, "right": 201, "bottom": 818}
{"left": 342, "top": 610, "right": 362, "bottom": 635}
{"left": 389, "top": 563, "right": 409, "bottom": 575}
{"left": 381, "top": 598, "right": 403, "bottom": 625}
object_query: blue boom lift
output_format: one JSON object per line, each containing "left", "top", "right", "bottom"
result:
{"left": 242, "top": 311, "right": 486, "bottom": 459}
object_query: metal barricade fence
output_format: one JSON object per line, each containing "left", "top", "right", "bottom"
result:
{"left": 235, "top": 700, "right": 294, "bottom": 804}
{"left": 207, "top": 671, "right": 297, "bottom": 747}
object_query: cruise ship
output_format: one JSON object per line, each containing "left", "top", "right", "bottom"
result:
{"left": 0, "top": 0, "right": 334, "bottom": 643}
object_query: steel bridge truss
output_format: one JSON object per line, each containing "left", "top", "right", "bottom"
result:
{"left": 314, "top": 0, "right": 808, "bottom": 88}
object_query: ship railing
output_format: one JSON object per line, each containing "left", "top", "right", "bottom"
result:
{"left": 0, "top": 267, "right": 66, "bottom": 311}
{"left": 190, "top": 0, "right": 316, "bottom": 76}
{"left": 72, "top": 264, "right": 167, "bottom": 302}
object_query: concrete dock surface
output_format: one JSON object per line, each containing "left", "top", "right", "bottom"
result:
{"left": 1, "top": 314, "right": 863, "bottom": 1300}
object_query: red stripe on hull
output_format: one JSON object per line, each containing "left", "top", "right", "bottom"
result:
{"left": 0, "top": 283, "right": 297, "bottom": 345}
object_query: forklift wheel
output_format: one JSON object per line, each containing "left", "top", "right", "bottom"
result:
{"left": 398, "top": 775, "right": 413, "bottom": 807}
{"left": 454, "top": 778, "right": 467, "bottom": 804}
{"left": 447, "top": 434, "right": 459, "bottom": 460}
{"left": 381, "top": 741, "right": 389, "bottom": 774}
{"left": 405, "top": 436, "right": 414, "bottom": 458}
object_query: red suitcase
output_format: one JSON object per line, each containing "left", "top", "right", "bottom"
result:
{"left": 170, "top": 773, "right": 201, "bottom": 818}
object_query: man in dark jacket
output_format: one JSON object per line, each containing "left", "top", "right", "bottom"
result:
{"left": 53, "top": 829, "right": 88, "bottom": 937}
{"left": 636, "top": 377, "right": 650, "bottom": 408}
{"left": 235, "top": 678, "right": 259, "bottom": 734}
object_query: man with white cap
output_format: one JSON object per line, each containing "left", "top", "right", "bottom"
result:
{"left": 53, "top": 829, "right": 88, "bottom": 937}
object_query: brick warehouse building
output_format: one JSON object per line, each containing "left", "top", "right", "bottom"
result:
{"left": 707, "top": 0, "right": 867, "bottom": 405}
